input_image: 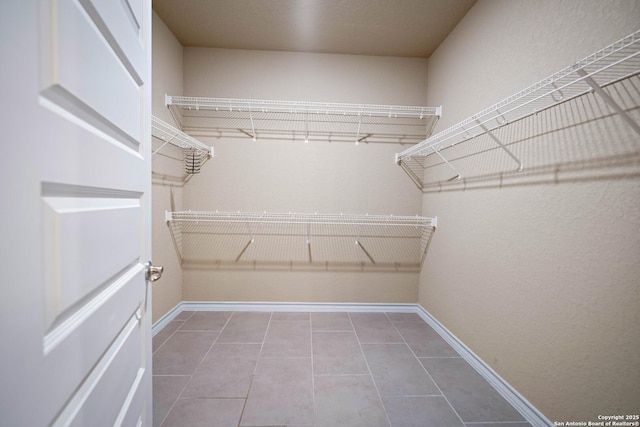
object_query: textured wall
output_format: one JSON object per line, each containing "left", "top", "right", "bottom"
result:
{"left": 179, "top": 48, "right": 427, "bottom": 302}
{"left": 151, "top": 11, "right": 185, "bottom": 322}
{"left": 419, "top": 0, "right": 640, "bottom": 421}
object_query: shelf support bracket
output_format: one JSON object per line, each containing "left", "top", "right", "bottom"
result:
{"left": 475, "top": 120, "right": 524, "bottom": 172}
{"left": 248, "top": 103, "right": 256, "bottom": 142}
{"left": 355, "top": 110, "right": 363, "bottom": 145}
{"left": 306, "top": 223, "right": 312, "bottom": 263}
{"left": 152, "top": 138, "right": 173, "bottom": 157}
{"left": 152, "top": 123, "right": 179, "bottom": 157}
{"left": 235, "top": 222, "right": 255, "bottom": 262}
{"left": 575, "top": 68, "right": 640, "bottom": 136}
{"left": 430, "top": 146, "right": 462, "bottom": 181}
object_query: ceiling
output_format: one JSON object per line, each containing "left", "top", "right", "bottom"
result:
{"left": 152, "top": 0, "right": 477, "bottom": 58}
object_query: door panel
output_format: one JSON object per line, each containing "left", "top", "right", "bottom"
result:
{"left": 42, "top": 267, "right": 146, "bottom": 422}
{"left": 42, "top": 196, "right": 142, "bottom": 328}
{"left": 58, "top": 315, "right": 144, "bottom": 427}
{"left": 41, "top": 0, "right": 143, "bottom": 148}
{"left": 81, "top": 0, "right": 145, "bottom": 81}
{"left": 0, "top": 0, "right": 152, "bottom": 425}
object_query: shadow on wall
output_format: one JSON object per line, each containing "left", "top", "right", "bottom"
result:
{"left": 411, "top": 76, "right": 640, "bottom": 193}
{"left": 166, "top": 218, "right": 436, "bottom": 273}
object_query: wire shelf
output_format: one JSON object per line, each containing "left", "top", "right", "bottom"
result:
{"left": 166, "top": 96, "right": 441, "bottom": 145}
{"left": 152, "top": 115, "right": 212, "bottom": 154}
{"left": 151, "top": 115, "right": 214, "bottom": 174}
{"left": 396, "top": 29, "right": 640, "bottom": 187}
{"left": 166, "top": 210, "right": 436, "bottom": 270}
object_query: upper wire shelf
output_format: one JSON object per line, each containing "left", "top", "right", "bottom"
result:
{"left": 396, "top": 29, "right": 640, "bottom": 188}
{"left": 151, "top": 115, "right": 214, "bottom": 174}
{"left": 166, "top": 210, "right": 437, "bottom": 271}
{"left": 166, "top": 95, "right": 441, "bottom": 145}
{"left": 167, "top": 210, "right": 437, "bottom": 227}
{"left": 152, "top": 115, "right": 213, "bottom": 155}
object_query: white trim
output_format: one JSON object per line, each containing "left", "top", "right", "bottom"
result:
{"left": 151, "top": 302, "right": 184, "bottom": 337}
{"left": 151, "top": 301, "right": 417, "bottom": 335}
{"left": 151, "top": 301, "right": 552, "bottom": 426}
{"left": 180, "top": 301, "right": 417, "bottom": 313}
{"left": 415, "top": 305, "right": 553, "bottom": 427}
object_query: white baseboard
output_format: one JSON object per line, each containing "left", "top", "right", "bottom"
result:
{"left": 152, "top": 301, "right": 415, "bottom": 336}
{"left": 181, "top": 300, "right": 417, "bottom": 313}
{"left": 152, "top": 301, "right": 552, "bottom": 426}
{"left": 151, "top": 303, "right": 184, "bottom": 337}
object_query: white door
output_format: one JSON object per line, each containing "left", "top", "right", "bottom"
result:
{"left": 0, "top": 1, "right": 154, "bottom": 426}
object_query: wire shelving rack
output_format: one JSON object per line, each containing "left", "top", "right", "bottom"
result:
{"left": 166, "top": 96, "right": 441, "bottom": 145}
{"left": 166, "top": 210, "right": 437, "bottom": 270}
{"left": 151, "top": 115, "right": 213, "bottom": 174}
{"left": 396, "top": 29, "right": 640, "bottom": 189}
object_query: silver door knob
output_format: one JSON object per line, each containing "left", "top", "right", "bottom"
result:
{"left": 145, "top": 261, "right": 164, "bottom": 282}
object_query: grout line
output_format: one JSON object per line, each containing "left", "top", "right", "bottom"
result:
{"left": 238, "top": 311, "right": 272, "bottom": 427}
{"left": 385, "top": 312, "right": 468, "bottom": 426}
{"left": 257, "top": 356, "right": 313, "bottom": 359}
{"left": 152, "top": 320, "right": 186, "bottom": 355}
{"left": 254, "top": 311, "right": 273, "bottom": 374}
{"left": 349, "top": 312, "right": 393, "bottom": 427}
{"left": 309, "top": 312, "right": 316, "bottom": 426}
{"left": 156, "top": 375, "right": 191, "bottom": 427}
{"left": 156, "top": 313, "right": 233, "bottom": 427}
{"left": 313, "top": 373, "right": 371, "bottom": 376}
{"left": 417, "top": 356, "right": 464, "bottom": 359}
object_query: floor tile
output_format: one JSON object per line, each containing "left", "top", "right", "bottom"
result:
{"left": 153, "top": 320, "right": 184, "bottom": 352}
{"left": 312, "top": 331, "right": 368, "bottom": 375}
{"left": 174, "top": 311, "right": 195, "bottom": 321}
{"left": 314, "top": 375, "right": 389, "bottom": 427}
{"left": 383, "top": 396, "right": 464, "bottom": 427}
{"left": 420, "top": 358, "right": 526, "bottom": 423}
{"left": 241, "top": 357, "right": 314, "bottom": 426}
{"left": 181, "top": 343, "right": 261, "bottom": 398}
{"left": 385, "top": 313, "right": 423, "bottom": 322}
{"left": 463, "top": 423, "right": 532, "bottom": 427}
{"left": 362, "top": 343, "right": 440, "bottom": 397}
{"left": 272, "top": 312, "right": 311, "bottom": 321}
{"left": 178, "top": 311, "right": 233, "bottom": 331}
{"left": 216, "top": 311, "right": 271, "bottom": 343}
{"left": 261, "top": 320, "right": 312, "bottom": 357}
{"left": 153, "top": 331, "right": 218, "bottom": 375}
{"left": 393, "top": 321, "right": 460, "bottom": 357}
{"left": 350, "top": 313, "right": 403, "bottom": 343}
{"left": 152, "top": 312, "right": 529, "bottom": 427}
{"left": 152, "top": 375, "right": 190, "bottom": 427}
{"left": 160, "top": 398, "right": 244, "bottom": 427}
{"left": 311, "top": 312, "right": 353, "bottom": 331}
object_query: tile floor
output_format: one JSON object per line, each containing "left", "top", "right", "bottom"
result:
{"left": 153, "top": 311, "right": 532, "bottom": 427}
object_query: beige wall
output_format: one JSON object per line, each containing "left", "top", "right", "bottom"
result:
{"left": 179, "top": 48, "right": 427, "bottom": 302}
{"left": 420, "top": 0, "right": 640, "bottom": 421}
{"left": 183, "top": 48, "right": 428, "bottom": 104}
{"left": 151, "top": 11, "right": 185, "bottom": 322}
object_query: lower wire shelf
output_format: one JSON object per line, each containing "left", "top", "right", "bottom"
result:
{"left": 166, "top": 210, "right": 437, "bottom": 271}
